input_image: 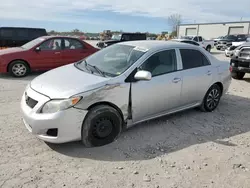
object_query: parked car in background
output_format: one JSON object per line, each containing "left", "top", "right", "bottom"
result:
{"left": 96, "top": 33, "right": 147, "bottom": 48}
{"left": 216, "top": 34, "right": 250, "bottom": 51}
{"left": 180, "top": 35, "right": 214, "bottom": 52}
{"left": 0, "top": 36, "right": 99, "bottom": 77}
{"left": 171, "top": 39, "right": 204, "bottom": 48}
{"left": 21, "top": 41, "right": 231, "bottom": 146}
{"left": 230, "top": 42, "right": 250, "bottom": 79}
{"left": 225, "top": 37, "right": 250, "bottom": 57}
{"left": 213, "top": 36, "right": 225, "bottom": 46}
{"left": 0, "top": 27, "right": 47, "bottom": 49}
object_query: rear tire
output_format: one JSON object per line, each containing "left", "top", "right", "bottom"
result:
{"left": 200, "top": 84, "right": 222, "bottom": 112}
{"left": 231, "top": 71, "right": 245, "bottom": 80}
{"left": 8, "top": 60, "right": 30, "bottom": 77}
{"left": 82, "top": 105, "right": 123, "bottom": 147}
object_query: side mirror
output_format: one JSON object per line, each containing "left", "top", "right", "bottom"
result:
{"left": 134, "top": 70, "right": 152, "bottom": 81}
{"left": 35, "top": 47, "right": 41, "bottom": 52}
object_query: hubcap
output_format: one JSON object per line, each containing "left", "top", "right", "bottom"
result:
{"left": 93, "top": 118, "right": 113, "bottom": 138}
{"left": 207, "top": 89, "right": 220, "bottom": 109}
{"left": 12, "top": 63, "right": 27, "bottom": 76}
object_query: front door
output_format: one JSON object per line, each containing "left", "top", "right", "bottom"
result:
{"left": 29, "top": 38, "right": 63, "bottom": 70}
{"left": 178, "top": 49, "right": 214, "bottom": 106}
{"left": 131, "top": 49, "right": 182, "bottom": 123}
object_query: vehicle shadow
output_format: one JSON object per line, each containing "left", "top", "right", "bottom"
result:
{"left": 243, "top": 77, "right": 250, "bottom": 83}
{"left": 48, "top": 93, "right": 250, "bottom": 161}
{"left": 0, "top": 71, "right": 44, "bottom": 81}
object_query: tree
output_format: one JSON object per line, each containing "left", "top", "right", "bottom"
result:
{"left": 168, "top": 14, "right": 182, "bottom": 37}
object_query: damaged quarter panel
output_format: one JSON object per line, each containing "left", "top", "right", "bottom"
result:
{"left": 73, "top": 80, "right": 130, "bottom": 121}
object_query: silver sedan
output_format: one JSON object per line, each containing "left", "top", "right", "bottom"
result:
{"left": 21, "top": 41, "right": 231, "bottom": 147}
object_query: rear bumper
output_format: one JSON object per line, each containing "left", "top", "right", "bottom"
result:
{"left": 230, "top": 59, "right": 250, "bottom": 73}
{"left": 231, "top": 66, "right": 250, "bottom": 73}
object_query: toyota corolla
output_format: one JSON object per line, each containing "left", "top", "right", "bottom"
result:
{"left": 21, "top": 41, "right": 231, "bottom": 147}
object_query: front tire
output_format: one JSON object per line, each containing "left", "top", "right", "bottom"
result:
{"left": 8, "top": 60, "right": 29, "bottom": 77}
{"left": 231, "top": 71, "right": 245, "bottom": 80}
{"left": 82, "top": 105, "right": 123, "bottom": 147}
{"left": 206, "top": 45, "right": 211, "bottom": 52}
{"left": 200, "top": 84, "right": 222, "bottom": 112}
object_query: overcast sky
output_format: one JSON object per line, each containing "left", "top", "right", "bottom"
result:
{"left": 1, "top": 0, "right": 250, "bottom": 33}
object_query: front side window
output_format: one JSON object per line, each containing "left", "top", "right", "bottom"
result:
{"left": 75, "top": 44, "right": 146, "bottom": 77}
{"left": 193, "top": 37, "right": 198, "bottom": 42}
{"left": 180, "top": 49, "right": 210, "bottom": 70}
{"left": 198, "top": 36, "right": 202, "bottom": 41}
{"left": 39, "top": 39, "right": 62, "bottom": 51}
{"left": 139, "top": 49, "right": 177, "bottom": 77}
{"left": 64, "top": 39, "right": 83, "bottom": 49}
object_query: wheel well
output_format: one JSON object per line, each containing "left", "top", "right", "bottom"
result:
{"left": 214, "top": 82, "right": 223, "bottom": 93}
{"left": 7, "top": 59, "right": 30, "bottom": 72}
{"left": 87, "top": 102, "right": 125, "bottom": 125}
{"left": 206, "top": 45, "right": 211, "bottom": 48}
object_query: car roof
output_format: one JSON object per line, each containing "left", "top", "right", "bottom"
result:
{"left": 38, "top": 35, "right": 80, "bottom": 40}
{"left": 120, "top": 40, "right": 198, "bottom": 51}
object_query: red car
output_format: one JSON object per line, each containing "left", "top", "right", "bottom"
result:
{"left": 0, "top": 36, "right": 99, "bottom": 77}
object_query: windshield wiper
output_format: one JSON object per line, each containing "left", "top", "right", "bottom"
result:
{"left": 84, "top": 60, "right": 106, "bottom": 77}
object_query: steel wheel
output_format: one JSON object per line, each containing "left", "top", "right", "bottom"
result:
{"left": 92, "top": 117, "right": 113, "bottom": 139}
{"left": 82, "top": 105, "right": 123, "bottom": 147}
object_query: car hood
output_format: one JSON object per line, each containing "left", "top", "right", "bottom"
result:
{"left": 0, "top": 47, "right": 25, "bottom": 55}
{"left": 30, "top": 64, "right": 109, "bottom": 99}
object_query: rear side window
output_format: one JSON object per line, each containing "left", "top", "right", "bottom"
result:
{"left": 180, "top": 49, "right": 210, "bottom": 69}
{"left": 64, "top": 39, "right": 84, "bottom": 49}
{"left": 198, "top": 36, "right": 202, "bottom": 41}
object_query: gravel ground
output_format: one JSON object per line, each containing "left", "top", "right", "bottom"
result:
{"left": 1, "top": 45, "right": 250, "bottom": 188}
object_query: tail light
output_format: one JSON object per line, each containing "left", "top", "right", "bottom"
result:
{"left": 229, "top": 66, "right": 233, "bottom": 72}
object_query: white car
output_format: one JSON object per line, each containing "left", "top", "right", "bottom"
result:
{"left": 180, "top": 36, "right": 214, "bottom": 52}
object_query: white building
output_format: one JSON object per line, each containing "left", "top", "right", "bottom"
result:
{"left": 177, "top": 21, "right": 250, "bottom": 39}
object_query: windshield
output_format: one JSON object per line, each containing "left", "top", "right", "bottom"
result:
{"left": 111, "top": 34, "right": 122, "bottom": 40}
{"left": 22, "top": 38, "right": 46, "bottom": 49}
{"left": 75, "top": 44, "right": 147, "bottom": 77}
{"left": 224, "top": 35, "right": 237, "bottom": 40}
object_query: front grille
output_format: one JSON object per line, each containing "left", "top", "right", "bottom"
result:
{"left": 25, "top": 95, "right": 38, "bottom": 108}
{"left": 239, "top": 48, "right": 250, "bottom": 58}
{"left": 238, "top": 61, "right": 250, "bottom": 68}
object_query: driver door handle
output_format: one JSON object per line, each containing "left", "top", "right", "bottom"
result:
{"left": 55, "top": 52, "right": 61, "bottom": 54}
{"left": 172, "top": 77, "right": 181, "bottom": 83}
{"left": 207, "top": 70, "right": 212, "bottom": 75}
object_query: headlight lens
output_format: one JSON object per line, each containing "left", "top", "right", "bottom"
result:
{"left": 41, "top": 97, "right": 82, "bottom": 113}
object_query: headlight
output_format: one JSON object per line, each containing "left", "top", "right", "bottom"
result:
{"left": 234, "top": 49, "right": 240, "bottom": 56}
{"left": 41, "top": 97, "right": 82, "bottom": 113}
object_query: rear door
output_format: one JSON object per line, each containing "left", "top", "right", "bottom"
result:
{"left": 28, "top": 38, "right": 64, "bottom": 70}
{"left": 61, "top": 38, "right": 92, "bottom": 65}
{"left": 178, "top": 49, "right": 214, "bottom": 106}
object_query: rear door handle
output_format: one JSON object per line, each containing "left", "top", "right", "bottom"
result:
{"left": 207, "top": 70, "right": 212, "bottom": 75}
{"left": 55, "top": 52, "right": 61, "bottom": 54}
{"left": 172, "top": 77, "right": 181, "bottom": 83}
